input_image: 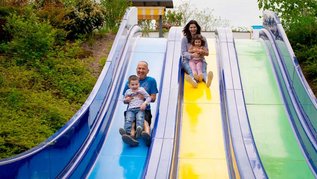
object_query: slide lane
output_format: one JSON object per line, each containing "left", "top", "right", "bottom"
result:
{"left": 217, "top": 27, "right": 266, "bottom": 179}
{"left": 177, "top": 39, "right": 229, "bottom": 178}
{"left": 235, "top": 39, "right": 314, "bottom": 178}
{"left": 274, "top": 39, "right": 317, "bottom": 171}
{"left": 275, "top": 40, "right": 317, "bottom": 132}
{"left": 87, "top": 37, "right": 167, "bottom": 178}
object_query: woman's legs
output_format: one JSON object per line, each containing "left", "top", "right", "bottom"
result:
{"left": 202, "top": 60, "right": 213, "bottom": 87}
{"left": 181, "top": 56, "right": 193, "bottom": 76}
{"left": 202, "top": 60, "right": 207, "bottom": 81}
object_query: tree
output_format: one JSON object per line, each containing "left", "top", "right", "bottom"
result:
{"left": 258, "top": 0, "right": 317, "bottom": 29}
{"left": 163, "top": 9, "right": 183, "bottom": 27}
{"left": 176, "top": 1, "right": 194, "bottom": 25}
{"left": 100, "top": 0, "right": 129, "bottom": 32}
{"left": 258, "top": 0, "right": 317, "bottom": 95}
{"left": 170, "top": 1, "right": 230, "bottom": 31}
{"left": 194, "top": 8, "right": 229, "bottom": 31}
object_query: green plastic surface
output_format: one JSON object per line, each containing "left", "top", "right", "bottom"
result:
{"left": 236, "top": 39, "right": 314, "bottom": 179}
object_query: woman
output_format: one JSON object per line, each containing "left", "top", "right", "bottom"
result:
{"left": 181, "top": 20, "right": 213, "bottom": 88}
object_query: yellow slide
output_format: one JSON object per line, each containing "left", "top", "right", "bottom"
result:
{"left": 177, "top": 39, "right": 229, "bottom": 178}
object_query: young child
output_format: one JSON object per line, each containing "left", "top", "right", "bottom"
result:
{"left": 188, "top": 34, "right": 209, "bottom": 82}
{"left": 121, "top": 75, "right": 151, "bottom": 142}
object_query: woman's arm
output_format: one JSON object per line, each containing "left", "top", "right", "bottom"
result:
{"left": 203, "top": 36, "right": 209, "bottom": 56}
{"left": 181, "top": 37, "right": 192, "bottom": 59}
{"left": 188, "top": 45, "right": 195, "bottom": 53}
{"left": 200, "top": 47, "right": 209, "bottom": 56}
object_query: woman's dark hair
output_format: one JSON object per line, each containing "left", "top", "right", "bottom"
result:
{"left": 182, "top": 20, "right": 201, "bottom": 42}
{"left": 191, "top": 34, "right": 205, "bottom": 47}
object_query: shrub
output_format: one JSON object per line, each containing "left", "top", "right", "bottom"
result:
{"left": 65, "top": 0, "right": 105, "bottom": 39}
{"left": 1, "top": 12, "right": 56, "bottom": 65}
{"left": 286, "top": 17, "right": 317, "bottom": 94}
{"left": 287, "top": 16, "right": 317, "bottom": 47}
{"left": 51, "top": 57, "right": 96, "bottom": 103}
{"left": 0, "top": 89, "right": 78, "bottom": 159}
{"left": 36, "top": 2, "right": 71, "bottom": 45}
{"left": 100, "top": 0, "right": 129, "bottom": 32}
{"left": 0, "top": 6, "right": 14, "bottom": 42}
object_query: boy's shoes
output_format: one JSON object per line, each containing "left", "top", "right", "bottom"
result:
{"left": 206, "top": 71, "right": 213, "bottom": 88}
{"left": 141, "top": 131, "right": 151, "bottom": 146}
{"left": 198, "top": 74, "right": 203, "bottom": 82}
{"left": 136, "top": 126, "right": 142, "bottom": 139}
{"left": 122, "top": 134, "right": 139, "bottom": 147}
{"left": 185, "top": 75, "right": 197, "bottom": 88}
{"left": 119, "top": 128, "right": 126, "bottom": 136}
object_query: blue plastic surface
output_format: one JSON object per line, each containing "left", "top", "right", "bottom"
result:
{"left": 87, "top": 37, "right": 167, "bottom": 178}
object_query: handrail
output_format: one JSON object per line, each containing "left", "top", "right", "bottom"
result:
{"left": 216, "top": 27, "right": 267, "bottom": 179}
{"left": 60, "top": 24, "right": 141, "bottom": 178}
{"left": 260, "top": 27, "right": 317, "bottom": 175}
{"left": 263, "top": 11, "right": 317, "bottom": 103}
{"left": 143, "top": 26, "right": 183, "bottom": 179}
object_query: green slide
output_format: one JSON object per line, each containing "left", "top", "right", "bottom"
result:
{"left": 235, "top": 39, "right": 314, "bottom": 179}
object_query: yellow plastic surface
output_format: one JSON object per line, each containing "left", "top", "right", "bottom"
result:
{"left": 177, "top": 39, "right": 229, "bottom": 179}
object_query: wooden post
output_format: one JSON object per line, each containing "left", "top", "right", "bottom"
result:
{"left": 159, "top": 15, "right": 163, "bottom": 37}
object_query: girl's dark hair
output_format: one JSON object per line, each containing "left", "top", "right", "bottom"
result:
{"left": 182, "top": 20, "right": 201, "bottom": 42}
{"left": 191, "top": 34, "right": 205, "bottom": 46}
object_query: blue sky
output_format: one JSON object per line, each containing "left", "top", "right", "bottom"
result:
{"left": 172, "top": 0, "right": 262, "bottom": 28}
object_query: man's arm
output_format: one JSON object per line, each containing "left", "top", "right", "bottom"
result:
{"left": 150, "top": 94, "right": 156, "bottom": 102}
{"left": 140, "top": 88, "right": 151, "bottom": 110}
{"left": 149, "top": 77, "right": 158, "bottom": 102}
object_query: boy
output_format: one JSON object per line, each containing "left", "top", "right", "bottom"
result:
{"left": 120, "top": 75, "right": 151, "bottom": 146}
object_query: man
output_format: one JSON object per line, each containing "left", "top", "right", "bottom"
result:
{"left": 120, "top": 61, "right": 158, "bottom": 146}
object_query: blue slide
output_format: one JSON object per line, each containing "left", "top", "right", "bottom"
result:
{"left": 0, "top": 8, "right": 182, "bottom": 178}
{"left": 86, "top": 37, "right": 167, "bottom": 178}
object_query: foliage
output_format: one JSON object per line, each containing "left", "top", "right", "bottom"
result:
{"left": 258, "top": 0, "right": 317, "bottom": 95}
{"left": 100, "top": 0, "right": 129, "bottom": 33}
{"left": 0, "top": 39, "right": 98, "bottom": 158}
{"left": 139, "top": 20, "right": 153, "bottom": 37}
{"left": 287, "top": 16, "right": 317, "bottom": 47}
{"left": 65, "top": 0, "right": 105, "bottom": 39}
{"left": 172, "top": 1, "right": 230, "bottom": 31}
{"left": 36, "top": 2, "right": 71, "bottom": 44}
{"left": 163, "top": 9, "right": 183, "bottom": 28}
{"left": 194, "top": 9, "right": 230, "bottom": 31}
{"left": 0, "top": 0, "right": 28, "bottom": 6}
{"left": 176, "top": 1, "right": 194, "bottom": 25}
{"left": 0, "top": 11, "right": 56, "bottom": 65}
{"left": 0, "top": 6, "right": 12, "bottom": 42}
{"left": 0, "top": 0, "right": 121, "bottom": 158}
{"left": 258, "top": 0, "right": 317, "bottom": 29}
{"left": 0, "top": 87, "right": 79, "bottom": 158}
